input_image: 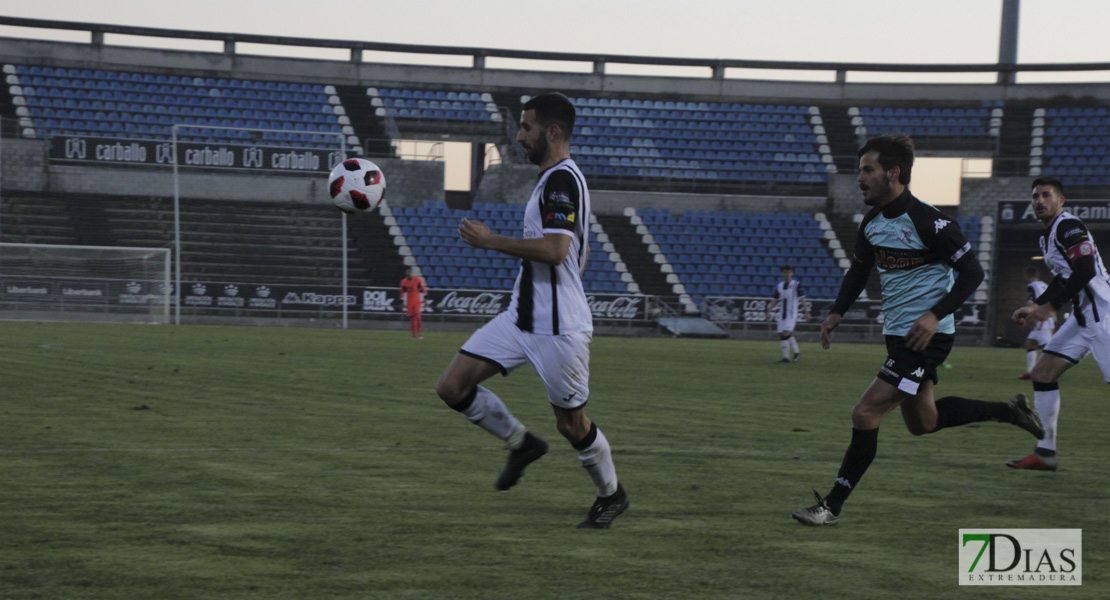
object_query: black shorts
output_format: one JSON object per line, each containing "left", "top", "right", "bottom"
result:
{"left": 876, "top": 333, "right": 955, "bottom": 395}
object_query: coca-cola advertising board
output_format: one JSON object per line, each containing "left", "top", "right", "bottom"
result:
{"left": 2, "top": 275, "right": 649, "bottom": 321}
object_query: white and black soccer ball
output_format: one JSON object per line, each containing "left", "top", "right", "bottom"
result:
{"left": 328, "top": 158, "right": 386, "bottom": 214}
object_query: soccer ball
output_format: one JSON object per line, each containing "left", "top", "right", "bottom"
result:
{"left": 328, "top": 158, "right": 386, "bottom": 214}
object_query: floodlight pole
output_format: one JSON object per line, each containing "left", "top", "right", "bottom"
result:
{"left": 340, "top": 138, "right": 348, "bottom": 329}
{"left": 341, "top": 211, "right": 348, "bottom": 329}
{"left": 0, "top": 128, "right": 4, "bottom": 242}
{"left": 998, "top": 0, "right": 1020, "bottom": 85}
{"left": 172, "top": 124, "right": 182, "bottom": 325}
{"left": 0, "top": 128, "right": 5, "bottom": 242}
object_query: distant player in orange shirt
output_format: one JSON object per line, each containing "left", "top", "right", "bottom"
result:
{"left": 400, "top": 268, "right": 428, "bottom": 339}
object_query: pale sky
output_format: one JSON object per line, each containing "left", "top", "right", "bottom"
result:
{"left": 3, "top": 0, "right": 1109, "bottom": 201}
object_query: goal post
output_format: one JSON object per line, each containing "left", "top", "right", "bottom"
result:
{"left": 170, "top": 124, "right": 348, "bottom": 326}
{"left": 0, "top": 242, "right": 171, "bottom": 324}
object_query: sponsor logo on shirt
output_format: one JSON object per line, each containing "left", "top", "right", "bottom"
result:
{"left": 873, "top": 247, "right": 929, "bottom": 270}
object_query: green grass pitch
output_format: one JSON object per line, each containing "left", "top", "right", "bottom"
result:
{"left": 0, "top": 321, "right": 1106, "bottom": 599}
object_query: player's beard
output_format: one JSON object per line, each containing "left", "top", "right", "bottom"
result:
{"left": 861, "top": 177, "right": 893, "bottom": 207}
{"left": 1033, "top": 202, "right": 1059, "bottom": 222}
{"left": 524, "top": 135, "right": 549, "bottom": 166}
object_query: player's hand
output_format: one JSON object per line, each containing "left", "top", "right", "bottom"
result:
{"left": 1012, "top": 304, "right": 1034, "bottom": 326}
{"left": 458, "top": 218, "right": 493, "bottom": 249}
{"left": 1016, "top": 303, "right": 1054, "bottom": 327}
{"left": 905, "top": 311, "right": 940, "bottom": 352}
{"left": 820, "top": 313, "right": 841, "bottom": 350}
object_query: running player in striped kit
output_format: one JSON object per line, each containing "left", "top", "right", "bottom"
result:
{"left": 766, "top": 264, "right": 810, "bottom": 362}
{"left": 1009, "top": 177, "right": 1110, "bottom": 471}
{"left": 1018, "top": 266, "right": 1054, "bottom": 379}
{"left": 435, "top": 92, "right": 627, "bottom": 529}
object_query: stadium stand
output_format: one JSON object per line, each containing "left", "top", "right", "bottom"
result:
{"left": 390, "top": 201, "right": 634, "bottom": 294}
{"left": 625, "top": 207, "right": 843, "bottom": 310}
{"left": 0, "top": 193, "right": 401, "bottom": 287}
{"left": 569, "top": 97, "right": 834, "bottom": 186}
{"left": 1029, "top": 105, "right": 1110, "bottom": 186}
{"left": 6, "top": 27, "right": 1110, "bottom": 332}
{"left": 851, "top": 104, "right": 1002, "bottom": 141}
{"left": 368, "top": 88, "right": 503, "bottom": 123}
{"left": 5, "top": 64, "right": 361, "bottom": 153}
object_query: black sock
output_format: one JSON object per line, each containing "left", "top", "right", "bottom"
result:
{"left": 824, "top": 427, "right": 878, "bottom": 515}
{"left": 933, "top": 396, "right": 1011, "bottom": 432}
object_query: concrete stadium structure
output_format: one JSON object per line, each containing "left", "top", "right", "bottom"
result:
{"left": 1, "top": 18, "right": 1108, "bottom": 343}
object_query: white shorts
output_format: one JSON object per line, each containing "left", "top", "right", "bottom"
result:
{"left": 1026, "top": 319, "right": 1054, "bottom": 347}
{"left": 460, "top": 311, "right": 592, "bottom": 409}
{"left": 1044, "top": 315, "right": 1110, "bottom": 382}
{"left": 777, "top": 317, "right": 797, "bottom": 334}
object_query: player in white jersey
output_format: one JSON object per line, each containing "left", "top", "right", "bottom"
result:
{"left": 765, "top": 265, "right": 810, "bottom": 362}
{"left": 1018, "top": 266, "right": 1054, "bottom": 379}
{"left": 435, "top": 92, "right": 627, "bottom": 529}
{"left": 1010, "top": 177, "right": 1110, "bottom": 471}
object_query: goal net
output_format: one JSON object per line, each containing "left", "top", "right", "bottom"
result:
{"left": 0, "top": 242, "right": 171, "bottom": 324}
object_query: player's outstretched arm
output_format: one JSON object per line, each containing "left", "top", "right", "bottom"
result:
{"left": 458, "top": 218, "right": 571, "bottom": 265}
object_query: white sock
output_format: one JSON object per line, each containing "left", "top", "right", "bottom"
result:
{"left": 458, "top": 385, "right": 521, "bottom": 443}
{"left": 577, "top": 426, "right": 618, "bottom": 497}
{"left": 1026, "top": 350, "right": 1038, "bottom": 372}
{"left": 780, "top": 339, "right": 790, "bottom": 359}
{"left": 789, "top": 337, "right": 800, "bottom": 355}
{"left": 1035, "top": 388, "right": 1060, "bottom": 452}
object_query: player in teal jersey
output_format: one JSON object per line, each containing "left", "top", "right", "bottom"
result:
{"left": 791, "top": 134, "right": 1045, "bottom": 526}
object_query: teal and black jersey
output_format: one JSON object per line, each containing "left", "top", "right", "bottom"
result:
{"left": 831, "top": 189, "right": 982, "bottom": 336}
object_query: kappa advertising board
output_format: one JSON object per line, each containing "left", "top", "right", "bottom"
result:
{"left": 52, "top": 136, "right": 347, "bottom": 173}
{"left": 178, "top": 283, "right": 351, "bottom": 310}
{"left": 704, "top": 296, "right": 987, "bottom": 327}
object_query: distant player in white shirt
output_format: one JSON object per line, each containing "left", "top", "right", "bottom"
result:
{"left": 1018, "top": 266, "right": 1054, "bottom": 380}
{"left": 435, "top": 92, "right": 627, "bottom": 529}
{"left": 766, "top": 265, "right": 810, "bottom": 362}
{"left": 1010, "top": 177, "right": 1110, "bottom": 471}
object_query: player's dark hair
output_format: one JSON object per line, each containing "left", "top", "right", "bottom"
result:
{"left": 858, "top": 134, "right": 915, "bottom": 185}
{"left": 781, "top": 265, "right": 794, "bottom": 272}
{"left": 523, "top": 92, "right": 576, "bottom": 140}
{"left": 1032, "top": 176, "right": 1065, "bottom": 196}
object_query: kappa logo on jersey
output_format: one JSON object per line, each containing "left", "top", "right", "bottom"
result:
{"left": 911, "top": 367, "right": 925, "bottom": 378}
{"left": 934, "top": 218, "right": 951, "bottom": 233}
{"left": 885, "top": 358, "right": 896, "bottom": 367}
